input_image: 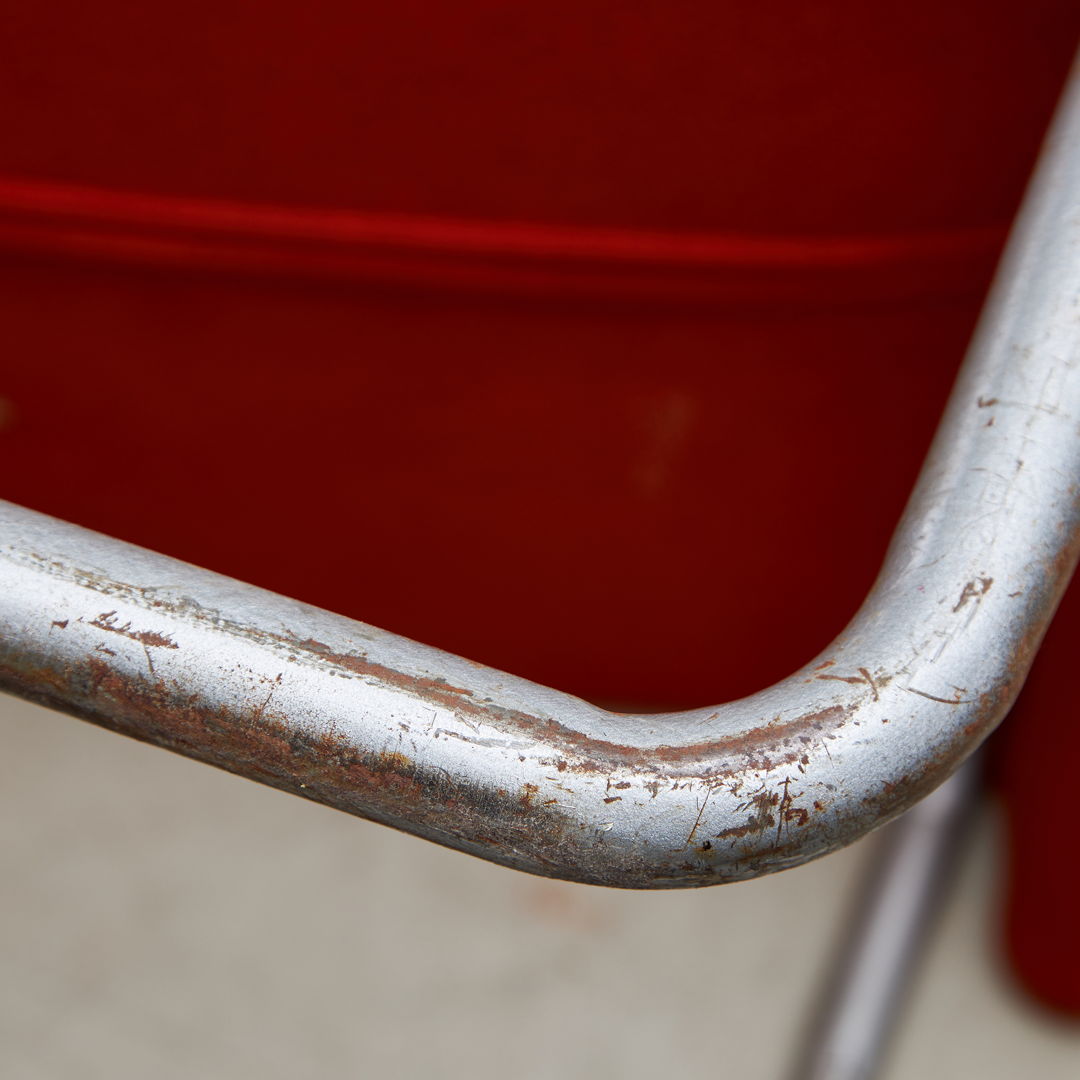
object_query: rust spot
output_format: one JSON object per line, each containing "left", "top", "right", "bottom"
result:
{"left": 775, "top": 778, "right": 796, "bottom": 844}
{"left": 89, "top": 611, "right": 178, "bottom": 650}
{"left": 379, "top": 750, "right": 412, "bottom": 772}
{"left": 953, "top": 577, "right": 993, "bottom": 613}
{"left": 858, "top": 668, "right": 879, "bottom": 701}
{"left": 977, "top": 396, "right": 999, "bottom": 408}
{"left": 713, "top": 822, "right": 759, "bottom": 841}
{"left": 816, "top": 668, "right": 880, "bottom": 700}
{"left": 714, "top": 789, "right": 779, "bottom": 843}
{"left": 297, "top": 638, "right": 472, "bottom": 702}
{"left": 903, "top": 686, "right": 969, "bottom": 706}
{"left": 51, "top": 620, "right": 68, "bottom": 630}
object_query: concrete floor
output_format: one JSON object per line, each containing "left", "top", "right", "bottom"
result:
{"left": 1, "top": 692, "right": 1077, "bottom": 1079}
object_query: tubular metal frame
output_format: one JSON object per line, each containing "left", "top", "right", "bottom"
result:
{"left": 2, "top": 67, "right": 1080, "bottom": 889}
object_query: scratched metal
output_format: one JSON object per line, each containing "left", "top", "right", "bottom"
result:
{"left": 2, "top": 69, "right": 1080, "bottom": 888}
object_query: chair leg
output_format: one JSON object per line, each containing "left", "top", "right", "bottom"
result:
{"left": 790, "top": 758, "right": 981, "bottom": 1080}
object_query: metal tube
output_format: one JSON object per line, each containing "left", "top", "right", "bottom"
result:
{"left": 791, "top": 758, "right": 980, "bottom": 1080}
{"left": 1, "top": 65, "right": 1079, "bottom": 887}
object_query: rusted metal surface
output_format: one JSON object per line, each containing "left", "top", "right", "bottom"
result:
{"left": 2, "top": 65, "right": 1080, "bottom": 888}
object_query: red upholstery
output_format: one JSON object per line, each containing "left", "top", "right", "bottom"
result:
{"left": 1, "top": 1, "right": 1078, "bottom": 1011}
{"left": 992, "top": 584, "right": 1080, "bottom": 1015}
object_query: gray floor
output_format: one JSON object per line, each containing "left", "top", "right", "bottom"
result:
{"left": 2, "top": 692, "right": 1077, "bottom": 1079}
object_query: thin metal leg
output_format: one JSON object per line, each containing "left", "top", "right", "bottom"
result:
{"left": 791, "top": 758, "right": 981, "bottom": 1080}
